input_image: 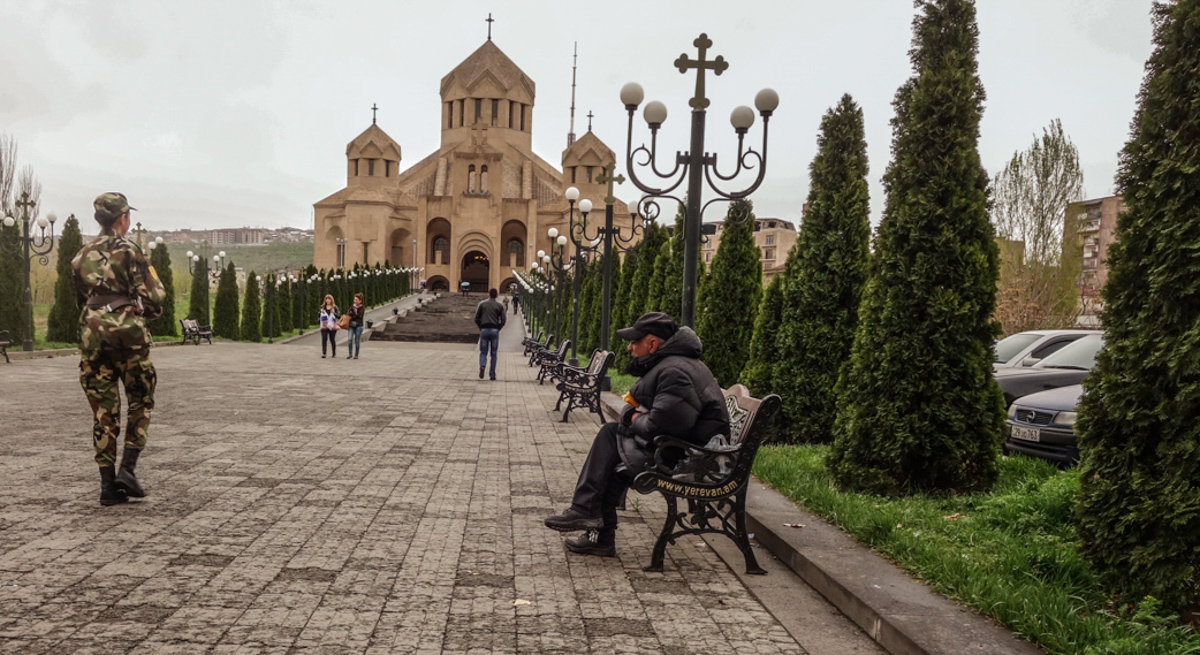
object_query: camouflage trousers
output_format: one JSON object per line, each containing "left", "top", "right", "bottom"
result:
{"left": 79, "top": 348, "right": 157, "bottom": 466}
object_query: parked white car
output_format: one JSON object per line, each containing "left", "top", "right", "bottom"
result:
{"left": 993, "top": 329, "right": 1101, "bottom": 371}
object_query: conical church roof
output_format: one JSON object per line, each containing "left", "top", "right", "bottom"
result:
{"left": 346, "top": 123, "right": 401, "bottom": 160}
{"left": 440, "top": 40, "right": 535, "bottom": 102}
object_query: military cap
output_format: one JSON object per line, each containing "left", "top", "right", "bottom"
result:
{"left": 93, "top": 192, "right": 136, "bottom": 220}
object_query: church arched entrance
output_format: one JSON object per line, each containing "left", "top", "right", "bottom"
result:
{"left": 461, "top": 251, "right": 489, "bottom": 293}
{"left": 427, "top": 275, "right": 449, "bottom": 292}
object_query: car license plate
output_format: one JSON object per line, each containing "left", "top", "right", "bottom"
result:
{"left": 1011, "top": 425, "right": 1041, "bottom": 442}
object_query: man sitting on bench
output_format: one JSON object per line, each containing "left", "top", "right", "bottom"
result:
{"left": 544, "top": 312, "right": 729, "bottom": 557}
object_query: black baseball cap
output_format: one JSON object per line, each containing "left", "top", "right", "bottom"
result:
{"left": 617, "top": 311, "right": 678, "bottom": 341}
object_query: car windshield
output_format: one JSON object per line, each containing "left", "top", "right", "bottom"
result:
{"left": 994, "top": 333, "right": 1041, "bottom": 363}
{"left": 1038, "top": 335, "right": 1103, "bottom": 370}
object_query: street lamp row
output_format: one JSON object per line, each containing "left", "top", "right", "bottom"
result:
{"left": 1, "top": 192, "right": 59, "bottom": 351}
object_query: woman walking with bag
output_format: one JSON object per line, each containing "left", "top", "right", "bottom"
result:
{"left": 345, "top": 292, "right": 365, "bottom": 359}
{"left": 318, "top": 294, "right": 340, "bottom": 358}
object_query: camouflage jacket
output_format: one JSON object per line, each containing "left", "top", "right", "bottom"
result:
{"left": 71, "top": 230, "right": 167, "bottom": 354}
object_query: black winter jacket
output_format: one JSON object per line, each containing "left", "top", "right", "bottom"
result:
{"left": 622, "top": 327, "right": 730, "bottom": 449}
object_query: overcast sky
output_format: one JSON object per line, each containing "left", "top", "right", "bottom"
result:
{"left": 0, "top": 0, "right": 1155, "bottom": 233}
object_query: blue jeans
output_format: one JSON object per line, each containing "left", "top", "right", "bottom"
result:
{"left": 346, "top": 325, "right": 363, "bottom": 357}
{"left": 478, "top": 328, "right": 499, "bottom": 379}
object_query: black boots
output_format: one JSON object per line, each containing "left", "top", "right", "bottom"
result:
{"left": 99, "top": 466, "right": 128, "bottom": 506}
{"left": 114, "top": 448, "right": 146, "bottom": 498}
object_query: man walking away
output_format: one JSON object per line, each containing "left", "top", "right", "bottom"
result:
{"left": 475, "top": 288, "right": 506, "bottom": 380}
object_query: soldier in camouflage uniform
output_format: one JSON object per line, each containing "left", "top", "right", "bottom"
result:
{"left": 72, "top": 192, "right": 167, "bottom": 506}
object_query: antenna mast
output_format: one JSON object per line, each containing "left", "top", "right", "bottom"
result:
{"left": 567, "top": 42, "right": 577, "bottom": 146}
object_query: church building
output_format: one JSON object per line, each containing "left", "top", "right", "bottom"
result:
{"left": 313, "top": 35, "right": 630, "bottom": 293}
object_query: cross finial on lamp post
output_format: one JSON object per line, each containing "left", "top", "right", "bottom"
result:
{"left": 595, "top": 163, "right": 625, "bottom": 205}
{"left": 674, "top": 33, "right": 729, "bottom": 110}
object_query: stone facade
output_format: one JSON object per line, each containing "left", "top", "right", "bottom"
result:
{"left": 313, "top": 39, "right": 634, "bottom": 293}
{"left": 701, "top": 217, "right": 799, "bottom": 287}
{"left": 1069, "top": 195, "right": 1122, "bottom": 326}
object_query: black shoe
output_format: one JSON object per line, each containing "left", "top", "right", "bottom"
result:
{"left": 544, "top": 507, "right": 603, "bottom": 532}
{"left": 479, "top": 366, "right": 485, "bottom": 379}
{"left": 565, "top": 530, "right": 616, "bottom": 557}
{"left": 114, "top": 448, "right": 146, "bottom": 498}
{"left": 99, "top": 466, "right": 129, "bottom": 506}
{"left": 322, "top": 354, "right": 326, "bottom": 358}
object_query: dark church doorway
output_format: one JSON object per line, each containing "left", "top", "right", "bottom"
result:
{"left": 461, "top": 251, "right": 489, "bottom": 293}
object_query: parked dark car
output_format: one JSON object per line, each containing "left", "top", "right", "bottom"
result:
{"left": 994, "top": 333, "right": 1103, "bottom": 406}
{"left": 993, "top": 329, "right": 1100, "bottom": 371}
{"left": 1004, "top": 384, "right": 1083, "bottom": 466}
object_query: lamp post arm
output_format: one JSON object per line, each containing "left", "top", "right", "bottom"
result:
{"left": 624, "top": 111, "right": 689, "bottom": 196}
{"left": 702, "top": 119, "right": 771, "bottom": 197}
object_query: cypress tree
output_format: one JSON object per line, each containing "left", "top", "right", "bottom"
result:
{"left": 46, "top": 214, "right": 84, "bottom": 343}
{"left": 659, "top": 208, "right": 686, "bottom": 322}
{"left": 276, "top": 275, "right": 292, "bottom": 334}
{"left": 1075, "top": 0, "right": 1200, "bottom": 613}
{"left": 187, "top": 257, "right": 207, "bottom": 322}
{"left": 773, "top": 95, "right": 871, "bottom": 444}
{"left": 212, "top": 261, "right": 239, "bottom": 340}
{"left": 645, "top": 240, "right": 672, "bottom": 316}
{"left": 696, "top": 199, "right": 762, "bottom": 387}
{"left": 828, "top": 0, "right": 1002, "bottom": 495}
{"left": 604, "top": 252, "right": 622, "bottom": 354}
{"left": 147, "top": 241, "right": 177, "bottom": 336}
{"left": 577, "top": 259, "right": 601, "bottom": 355}
{"left": 740, "top": 272, "right": 784, "bottom": 398}
{"left": 240, "top": 271, "right": 262, "bottom": 342}
{"left": 0, "top": 223, "right": 24, "bottom": 343}
{"left": 626, "top": 222, "right": 666, "bottom": 321}
{"left": 611, "top": 247, "right": 639, "bottom": 369}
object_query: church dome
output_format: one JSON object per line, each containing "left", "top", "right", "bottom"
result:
{"left": 440, "top": 40, "right": 535, "bottom": 105}
{"left": 345, "top": 123, "right": 401, "bottom": 186}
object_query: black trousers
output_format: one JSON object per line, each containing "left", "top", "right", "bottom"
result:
{"left": 321, "top": 329, "right": 337, "bottom": 355}
{"left": 570, "top": 422, "right": 634, "bottom": 531}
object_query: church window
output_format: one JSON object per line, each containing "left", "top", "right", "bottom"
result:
{"left": 432, "top": 236, "right": 449, "bottom": 264}
{"left": 363, "top": 242, "right": 369, "bottom": 264}
{"left": 509, "top": 101, "right": 516, "bottom": 128}
{"left": 475, "top": 98, "right": 482, "bottom": 123}
{"left": 354, "top": 159, "right": 360, "bottom": 176}
{"left": 446, "top": 102, "right": 453, "bottom": 128}
{"left": 368, "top": 159, "right": 375, "bottom": 176}
{"left": 480, "top": 165, "right": 489, "bottom": 193}
{"left": 765, "top": 234, "right": 774, "bottom": 245}
{"left": 458, "top": 100, "right": 464, "bottom": 126}
{"left": 570, "top": 167, "right": 576, "bottom": 184}
{"left": 520, "top": 104, "right": 526, "bottom": 131}
{"left": 468, "top": 165, "right": 477, "bottom": 193}
{"left": 491, "top": 99, "right": 499, "bottom": 127}
{"left": 337, "top": 242, "right": 346, "bottom": 268}
{"left": 586, "top": 166, "right": 593, "bottom": 183}
{"left": 508, "top": 238, "right": 524, "bottom": 266}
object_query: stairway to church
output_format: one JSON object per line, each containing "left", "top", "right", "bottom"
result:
{"left": 370, "top": 293, "right": 488, "bottom": 344}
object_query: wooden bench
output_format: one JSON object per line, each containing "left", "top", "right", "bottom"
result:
{"left": 180, "top": 318, "right": 213, "bottom": 345}
{"left": 533, "top": 339, "right": 571, "bottom": 384}
{"left": 0, "top": 329, "right": 10, "bottom": 363}
{"left": 631, "top": 384, "right": 781, "bottom": 574}
{"left": 521, "top": 330, "right": 548, "bottom": 358}
{"left": 527, "top": 335, "right": 558, "bottom": 367}
{"left": 552, "top": 349, "right": 614, "bottom": 422}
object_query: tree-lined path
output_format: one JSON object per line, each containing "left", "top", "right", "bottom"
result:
{"left": 0, "top": 331, "right": 879, "bottom": 654}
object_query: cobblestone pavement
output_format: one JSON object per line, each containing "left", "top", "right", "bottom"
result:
{"left": 0, "top": 328, "right": 880, "bottom": 654}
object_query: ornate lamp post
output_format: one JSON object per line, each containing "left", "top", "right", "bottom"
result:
{"left": 185, "top": 245, "right": 225, "bottom": 327}
{"left": 539, "top": 231, "right": 571, "bottom": 349}
{"left": 620, "top": 33, "right": 778, "bottom": 327}
{"left": 290, "top": 274, "right": 304, "bottom": 335}
{"left": 1, "top": 192, "right": 59, "bottom": 351}
{"left": 563, "top": 187, "right": 602, "bottom": 366}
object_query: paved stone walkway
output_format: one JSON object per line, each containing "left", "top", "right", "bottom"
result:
{"left": 0, "top": 326, "right": 881, "bottom": 654}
